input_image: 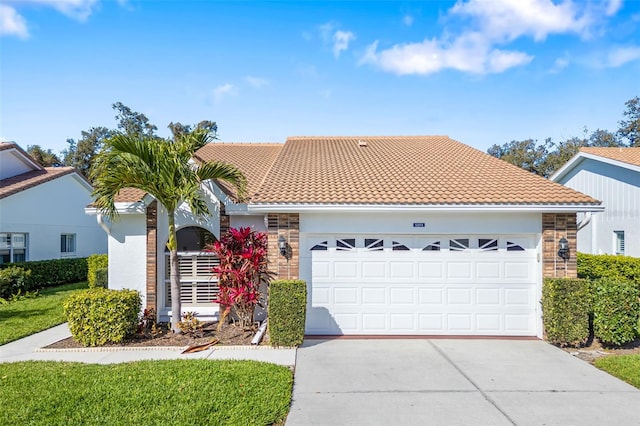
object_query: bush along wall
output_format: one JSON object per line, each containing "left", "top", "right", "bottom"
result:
{"left": 578, "top": 253, "right": 640, "bottom": 287}
{"left": 269, "top": 280, "right": 307, "bottom": 347}
{"left": 593, "top": 278, "right": 640, "bottom": 346}
{"left": 0, "top": 258, "right": 88, "bottom": 290}
{"left": 0, "top": 266, "right": 31, "bottom": 299}
{"left": 87, "top": 254, "right": 108, "bottom": 288}
{"left": 64, "top": 288, "right": 141, "bottom": 346}
{"left": 541, "top": 278, "right": 592, "bottom": 346}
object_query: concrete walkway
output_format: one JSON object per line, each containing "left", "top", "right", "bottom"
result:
{"left": 287, "top": 339, "right": 640, "bottom": 426}
{"left": 0, "top": 324, "right": 296, "bottom": 366}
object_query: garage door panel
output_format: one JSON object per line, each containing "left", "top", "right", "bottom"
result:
{"left": 504, "top": 288, "right": 531, "bottom": 305}
{"left": 447, "top": 262, "right": 473, "bottom": 279}
{"left": 334, "top": 287, "right": 358, "bottom": 304}
{"left": 362, "top": 287, "right": 386, "bottom": 304}
{"left": 390, "top": 314, "right": 415, "bottom": 330}
{"left": 418, "top": 288, "right": 443, "bottom": 304}
{"left": 362, "top": 261, "right": 386, "bottom": 278}
{"left": 312, "top": 261, "right": 330, "bottom": 279}
{"left": 476, "top": 314, "right": 501, "bottom": 332}
{"left": 419, "top": 314, "right": 444, "bottom": 331}
{"left": 390, "top": 261, "right": 414, "bottom": 278}
{"left": 504, "top": 262, "right": 532, "bottom": 279}
{"left": 312, "top": 287, "right": 330, "bottom": 305}
{"left": 390, "top": 287, "right": 414, "bottom": 304}
{"left": 447, "top": 314, "right": 473, "bottom": 331}
{"left": 334, "top": 261, "right": 358, "bottom": 278}
{"left": 505, "top": 314, "right": 533, "bottom": 332}
{"left": 362, "top": 314, "right": 386, "bottom": 330}
{"left": 334, "top": 313, "right": 359, "bottom": 331}
{"left": 418, "top": 262, "right": 444, "bottom": 279}
{"left": 476, "top": 262, "right": 501, "bottom": 280}
{"left": 447, "top": 288, "right": 472, "bottom": 305}
{"left": 476, "top": 288, "right": 501, "bottom": 305}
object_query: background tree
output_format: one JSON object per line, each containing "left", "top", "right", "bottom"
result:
{"left": 112, "top": 102, "right": 158, "bottom": 138}
{"left": 487, "top": 138, "right": 552, "bottom": 176}
{"left": 62, "top": 127, "right": 112, "bottom": 180}
{"left": 27, "top": 145, "right": 62, "bottom": 167}
{"left": 617, "top": 96, "right": 640, "bottom": 147}
{"left": 91, "top": 129, "right": 246, "bottom": 333}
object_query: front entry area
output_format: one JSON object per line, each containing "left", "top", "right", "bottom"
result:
{"left": 302, "top": 234, "right": 539, "bottom": 336}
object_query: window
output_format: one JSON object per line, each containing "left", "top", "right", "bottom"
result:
{"left": 364, "top": 238, "right": 383, "bottom": 251}
{"left": 392, "top": 241, "right": 410, "bottom": 251}
{"left": 60, "top": 234, "right": 76, "bottom": 254}
{"left": 449, "top": 239, "right": 469, "bottom": 252}
{"left": 423, "top": 241, "right": 441, "bottom": 251}
{"left": 0, "top": 233, "right": 28, "bottom": 264}
{"left": 478, "top": 239, "right": 498, "bottom": 251}
{"left": 310, "top": 241, "right": 328, "bottom": 251}
{"left": 614, "top": 231, "right": 625, "bottom": 255}
{"left": 506, "top": 241, "right": 525, "bottom": 252}
{"left": 336, "top": 238, "right": 356, "bottom": 251}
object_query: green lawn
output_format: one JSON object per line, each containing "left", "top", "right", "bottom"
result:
{"left": 0, "top": 282, "right": 87, "bottom": 345}
{"left": 0, "top": 359, "right": 292, "bottom": 426}
{"left": 595, "top": 354, "right": 640, "bottom": 389}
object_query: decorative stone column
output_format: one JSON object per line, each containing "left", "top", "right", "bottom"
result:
{"left": 542, "top": 213, "right": 577, "bottom": 278}
{"left": 267, "top": 213, "right": 300, "bottom": 280}
{"left": 145, "top": 200, "right": 158, "bottom": 311}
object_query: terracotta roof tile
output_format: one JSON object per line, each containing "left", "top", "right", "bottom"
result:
{"left": 194, "top": 143, "right": 283, "bottom": 200}
{"left": 251, "top": 136, "right": 600, "bottom": 205}
{"left": 0, "top": 167, "right": 76, "bottom": 199}
{"left": 114, "top": 187, "right": 147, "bottom": 203}
{"left": 580, "top": 147, "right": 640, "bottom": 168}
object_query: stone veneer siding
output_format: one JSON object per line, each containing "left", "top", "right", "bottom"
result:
{"left": 219, "top": 203, "right": 230, "bottom": 236}
{"left": 145, "top": 200, "right": 158, "bottom": 310}
{"left": 267, "top": 213, "right": 300, "bottom": 280}
{"left": 542, "top": 213, "right": 577, "bottom": 278}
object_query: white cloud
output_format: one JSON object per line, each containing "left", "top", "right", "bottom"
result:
{"left": 360, "top": 32, "right": 532, "bottom": 75}
{"left": 14, "top": 0, "right": 99, "bottom": 21}
{"left": 212, "top": 83, "right": 237, "bottom": 103}
{"left": 0, "top": 4, "right": 29, "bottom": 38}
{"left": 606, "top": 46, "right": 640, "bottom": 67}
{"left": 245, "top": 76, "right": 269, "bottom": 88}
{"left": 333, "top": 30, "right": 355, "bottom": 57}
{"left": 403, "top": 14, "right": 414, "bottom": 27}
{"left": 549, "top": 55, "right": 570, "bottom": 73}
{"left": 605, "top": 0, "right": 623, "bottom": 16}
{"left": 450, "top": 0, "right": 591, "bottom": 42}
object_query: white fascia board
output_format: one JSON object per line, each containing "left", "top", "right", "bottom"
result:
{"left": 200, "top": 179, "right": 250, "bottom": 214}
{"left": 247, "top": 203, "right": 604, "bottom": 213}
{"left": 85, "top": 202, "right": 147, "bottom": 215}
{"left": 551, "top": 152, "right": 640, "bottom": 182}
{"left": 70, "top": 173, "right": 95, "bottom": 193}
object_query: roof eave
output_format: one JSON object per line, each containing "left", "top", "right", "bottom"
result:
{"left": 247, "top": 203, "right": 604, "bottom": 214}
{"left": 551, "top": 152, "right": 640, "bottom": 182}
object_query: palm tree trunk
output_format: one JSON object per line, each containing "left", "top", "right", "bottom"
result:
{"left": 167, "top": 212, "right": 182, "bottom": 333}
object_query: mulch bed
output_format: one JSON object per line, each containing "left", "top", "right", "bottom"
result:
{"left": 45, "top": 321, "right": 267, "bottom": 349}
{"left": 561, "top": 336, "right": 640, "bottom": 363}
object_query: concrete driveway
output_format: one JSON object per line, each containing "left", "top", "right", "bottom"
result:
{"left": 286, "top": 339, "right": 640, "bottom": 426}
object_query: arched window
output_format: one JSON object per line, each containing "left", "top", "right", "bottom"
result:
{"left": 166, "top": 226, "right": 217, "bottom": 252}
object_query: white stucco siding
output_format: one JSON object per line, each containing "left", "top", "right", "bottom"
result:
{"left": 107, "top": 214, "right": 147, "bottom": 306}
{"left": 560, "top": 159, "right": 640, "bottom": 256}
{"left": 230, "top": 215, "right": 267, "bottom": 232}
{"left": 0, "top": 174, "right": 106, "bottom": 261}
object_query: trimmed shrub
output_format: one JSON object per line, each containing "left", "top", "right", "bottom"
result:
{"left": 269, "top": 280, "right": 306, "bottom": 347}
{"left": 578, "top": 253, "right": 640, "bottom": 287}
{"left": 0, "top": 258, "right": 87, "bottom": 290}
{"left": 542, "top": 278, "right": 592, "bottom": 346}
{"left": 87, "top": 254, "right": 108, "bottom": 288}
{"left": 0, "top": 266, "right": 31, "bottom": 299}
{"left": 593, "top": 278, "right": 640, "bottom": 346}
{"left": 94, "top": 268, "right": 108, "bottom": 288}
{"left": 64, "top": 288, "right": 141, "bottom": 346}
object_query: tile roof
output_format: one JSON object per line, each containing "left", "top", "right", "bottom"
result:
{"left": 0, "top": 141, "right": 44, "bottom": 171}
{"left": 251, "top": 136, "right": 600, "bottom": 205}
{"left": 0, "top": 167, "right": 76, "bottom": 199}
{"left": 580, "top": 147, "right": 640, "bottom": 168}
{"left": 114, "top": 187, "right": 147, "bottom": 203}
{"left": 194, "top": 143, "right": 283, "bottom": 200}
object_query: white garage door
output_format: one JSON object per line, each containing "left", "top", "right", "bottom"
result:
{"left": 304, "top": 235, "right": 539, "bottom": 336}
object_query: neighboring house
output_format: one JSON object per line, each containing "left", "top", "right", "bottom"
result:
{"left": 87, "top": 136, "right": 602, "bottom": 338}
{"left": 551, "top": 147, "right": 640, "bottom": 258}
{"left": 0, "top": 142, "right": 106, "bottom": 264}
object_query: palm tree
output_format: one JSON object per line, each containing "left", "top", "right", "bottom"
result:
{"left": 91, "top": 129, "right": 246, "bottom": 332}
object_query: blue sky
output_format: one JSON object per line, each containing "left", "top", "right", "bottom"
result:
{"left": 1, "top": 0, "right": 639, "bottom": 154}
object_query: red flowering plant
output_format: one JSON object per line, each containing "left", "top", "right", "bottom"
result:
{"left": 206, "top": 227, "right": 270, "bottom": 330}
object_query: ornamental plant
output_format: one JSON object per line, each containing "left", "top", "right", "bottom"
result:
{"left": 207, "top": 227, "right": 270, "bottom": 330}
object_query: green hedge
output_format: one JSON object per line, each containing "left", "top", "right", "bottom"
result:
{"left": 593, "top": 278, "right": 640, "bottom": 346}
{"left": 578, "top": 253, "right": 640, "bottom": 286}
{"left": 64, "top": 288, "right": 141, "bottom": 346}
{"left": 269, "top": 280, "right": 307, "bottom": 347}
{"left": 87, "top": 254, "right": 108, "bottom": 288}
{"left": 542, "top": 278, "right": 592, "bottom": 346}
{"left": 0, "top": 266, "right": 31, "bottom": 299}
{"left": 0, "top": 258, "right": 87, "bottom": 290}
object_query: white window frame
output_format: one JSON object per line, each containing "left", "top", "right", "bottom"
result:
{"left": 614, "top": 231, "right": 625, "bottom": 255}
{"left": 0, "top": 232, "right": 28, "bottom": 264}
{"left": 60, "top": 233, "right": 76, "bottom": 256}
